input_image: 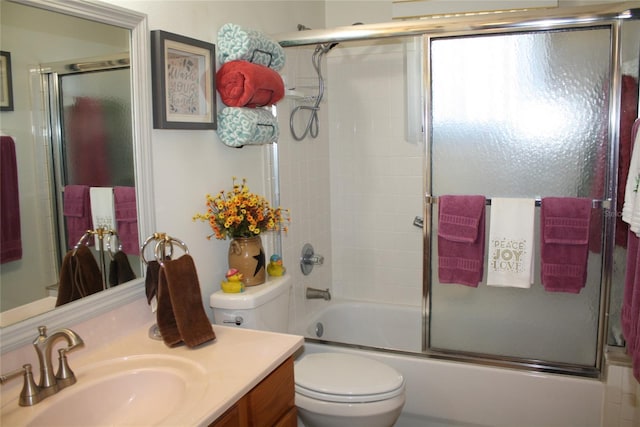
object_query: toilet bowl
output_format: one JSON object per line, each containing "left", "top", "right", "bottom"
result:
{"left": 209, "top": 276, "right": 406, "bottom": 426}
{"left": 294, "top": 352, "right": 406, "bottom": 427}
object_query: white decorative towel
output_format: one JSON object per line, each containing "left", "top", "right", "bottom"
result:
{"left": 622, "top": 121, "right": 640, "bottom": 234}
{"left": 90, "top": 187, "right": 116, "bottom": 250}
{"left": 486, "top": 198, "right": 535, "bottom": 288}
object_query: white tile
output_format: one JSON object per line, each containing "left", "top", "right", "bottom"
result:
{"left": 622, "top": 367, "right": 637, "bottom": 394}
{"left": 602, "top": 403, "right": 620, "bottom": 427}
{"left": 621, "top": 393, "right": 637, "bottom": 421}
{"left": 607, "top": 365, "right": 624, "bottom": 404}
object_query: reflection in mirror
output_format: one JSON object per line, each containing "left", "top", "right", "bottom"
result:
{"left": 0, "top": 0, "right": 140, "bottom": 319}
{"left": 0, "top": 0, "right": 154, "bottom": 353}
{"left": 48, "top": 54, "right": 142, "bottom": 306}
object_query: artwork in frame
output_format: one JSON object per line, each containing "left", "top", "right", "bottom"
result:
{"left": 0, "top": 51, "right": 14, "bottom": 112}
{"left": 151, "top": 30, "right": 216, "bottom": 129}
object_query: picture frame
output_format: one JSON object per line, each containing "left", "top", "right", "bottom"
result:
{"left": 151, "top": 30, "right": 216, "bottom": 129}
{"left": 0, "top": 51, "right": 14, "bottom": 112}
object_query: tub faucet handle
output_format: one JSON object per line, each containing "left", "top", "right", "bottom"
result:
{"left": 301, "top": 243, "right": 324, "bottom": 275}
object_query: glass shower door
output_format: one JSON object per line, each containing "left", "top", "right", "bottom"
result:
{"left": 428, "top": 27, "right": 612, "bottom": 370}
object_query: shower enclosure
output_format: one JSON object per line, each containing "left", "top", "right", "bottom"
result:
{"left": 276, "top": 2, "right": 640, "bottom": 377}
{"left": 40, "top": 54, "right": 140, "bottom": 281}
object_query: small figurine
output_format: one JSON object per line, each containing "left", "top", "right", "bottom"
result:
{"left": 267, "top": 254, "right": 286, "bottom": 277}
{"left": 221, "top": 268, "right": 245, "bottom": 293}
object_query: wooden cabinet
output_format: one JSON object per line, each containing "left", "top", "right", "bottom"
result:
{"left": 211, "top": 357, "right": 296, "bottom": 427}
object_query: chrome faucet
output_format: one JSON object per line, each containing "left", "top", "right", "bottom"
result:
{"left": 306, "top": 287, "right": 331, "bottom": 301}
{"left": 1, "top": 326, "right": 84, "bottom": 406}
{"left": 32, "top": 326, "right": 84, "bottom": 399}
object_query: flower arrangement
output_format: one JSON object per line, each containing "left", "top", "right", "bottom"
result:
{"left": 194, "top": 177, "right": 290, "bottom": 240}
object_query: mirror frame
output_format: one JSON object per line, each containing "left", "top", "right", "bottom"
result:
{"left": 0, "top": 0, "right": 155, "bottom": 353}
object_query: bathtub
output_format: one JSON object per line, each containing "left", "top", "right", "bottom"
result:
{"left": 297, "top": 300, "right": 604, "bottom": 427}
{"left": 305, "top": 300, "right": 422, "bottom": 352}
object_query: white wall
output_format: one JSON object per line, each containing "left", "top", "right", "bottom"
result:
{"left": 103, "top": 0, "right": 326, "bottom": 320}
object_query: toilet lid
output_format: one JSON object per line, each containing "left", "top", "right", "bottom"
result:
{"left": 294, "top": 353, "right": 405, "bottom": 403}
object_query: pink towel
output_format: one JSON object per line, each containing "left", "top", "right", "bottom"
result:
{"left": 625, "top": 231, "right": 640, "bottom": 382}
{"left": 114, "top": 186, "right": 138, "bottom": 255}
{"left": 0, "top": 136, "right": 22, "bottom": 263}
{"left": 540, "top": 197, "right": 591, "bottom": 293}
{"left": 63, "top": 185, "right": 93, "bottom": 248}
{"left": 437, "top": 195, "right": 486, "bottom": 287}
{"left": 622, "top": 230, "right": 640, "bottom": 350}
{"left": 615, "top": 75, "right": 639, "bottom": 248}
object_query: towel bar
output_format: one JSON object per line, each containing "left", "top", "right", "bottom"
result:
{"left": 425, "top": 196, "right": 611, "bottom": 210}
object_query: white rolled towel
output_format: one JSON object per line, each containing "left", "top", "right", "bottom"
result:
{"left": 217, "top": 23, "right": 285, "bottom": 71}
{"left": 217, "top": 107, "right": 279, "bottom": 148}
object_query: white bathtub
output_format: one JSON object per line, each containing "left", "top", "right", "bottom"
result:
{"left": 305, "top": 300, "right": 422, "bottom": 352}
{"left": 298, "top": 300, "right": 604, "bottom": 427}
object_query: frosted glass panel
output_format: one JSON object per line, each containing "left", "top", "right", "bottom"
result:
{"left": 61, "top": 68, "right": 134, "bottom": 187}
{"left": 429, "top": 28, "right": 611, "bottom": 366}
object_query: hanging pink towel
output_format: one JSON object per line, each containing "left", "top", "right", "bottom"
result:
{"left": 63, "top": 185, "right": 93, "bottom": 249}
{"left": 437, "top": 195, "right": 486, "bottom": 287}
{"left": 0, "top": 136, "right": 22, "bottom": 263}
{"left": 114, "top": 186, "right": 138, "bottom": 255}
{"left": 540, "top": 197, "right": 592, "bottom": 293}
{"left": 622, "top": 231, "right": 640, "bottom": 354}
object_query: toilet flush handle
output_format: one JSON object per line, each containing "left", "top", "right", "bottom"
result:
{"left": 223, "top": 316, "right": 244, "bottom": 326}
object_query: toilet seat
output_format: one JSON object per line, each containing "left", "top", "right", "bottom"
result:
{"left": 294, "top": 353, "right": 405, "bottom": 403}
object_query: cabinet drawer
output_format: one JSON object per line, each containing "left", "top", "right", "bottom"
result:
{"left": 247, "top": 356, "right": 295, "bottom": 427}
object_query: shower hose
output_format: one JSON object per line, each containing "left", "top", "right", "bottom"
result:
{"left": 289, "top": 43, "right": 334, "bottom": 141}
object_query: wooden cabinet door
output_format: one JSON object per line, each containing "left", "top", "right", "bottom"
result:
{"left": 210, "top": 357, "right": 296, "bottom": 427}
{"left": 247, "top": 357, "right": 295, "bottom": 427}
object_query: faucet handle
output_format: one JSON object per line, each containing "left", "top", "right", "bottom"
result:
{"left": 1, "top": 364, "right": 42, "bottom": 406}
{"left": 55, "top": 348, "right": 77, "bottom": 389}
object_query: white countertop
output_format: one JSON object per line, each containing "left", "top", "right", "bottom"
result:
{"left": 0, "top": 322, "right": 303, "bottom": 426}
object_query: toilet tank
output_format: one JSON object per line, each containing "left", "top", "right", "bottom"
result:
{"left": 210, "top": 275, "right": 292, "bottom": 332}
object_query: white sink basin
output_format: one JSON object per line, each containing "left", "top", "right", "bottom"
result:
{"left": 1, "top": 355, "right": 207, "bottom": 426}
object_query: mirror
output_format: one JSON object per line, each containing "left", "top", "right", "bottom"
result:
{"left": 0, "top": 0, "right": 154, "bottom": 353}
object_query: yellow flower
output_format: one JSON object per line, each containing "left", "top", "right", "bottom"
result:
{"left": 194, "top": 177, "right": 290, "bottom": 240}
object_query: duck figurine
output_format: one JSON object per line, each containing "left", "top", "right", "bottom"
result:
{"left": 267, "top": 254, "right": 286, "bottom": 277}
{"left": 221, "top": 268, "right": 245, "bottom": 293}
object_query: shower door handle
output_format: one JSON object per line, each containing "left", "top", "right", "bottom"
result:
{"left": 413, "top": 216, "right": 423, "bottom": 228}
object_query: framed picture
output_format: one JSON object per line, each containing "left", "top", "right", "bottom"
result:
{"left": 151, "top": 30, "right": 216, "bottom": 129}
{"left": 0, "top": 51, "right": 14, "bottom": 112}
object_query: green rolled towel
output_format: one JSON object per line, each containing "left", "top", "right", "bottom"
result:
{"left": 217, "top": 107, "right": 279, "bottom": 148}
{"left": 217, "top": 23, "right": 285, "bottom": 71}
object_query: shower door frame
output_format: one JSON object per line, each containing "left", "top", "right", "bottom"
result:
{"left": 422, "top": 21, "right": 621, "bottom": 377}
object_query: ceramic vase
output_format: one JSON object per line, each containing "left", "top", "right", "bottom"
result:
{"left": 228, "top": 236, "right": 266, "bottom": 286}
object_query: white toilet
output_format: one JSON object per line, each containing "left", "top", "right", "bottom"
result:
{"left": 210, "top": 275, "right": 406, "bottom": 427}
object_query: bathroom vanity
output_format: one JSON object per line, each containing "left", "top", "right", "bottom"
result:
{"left": 211, "top": 356, "right": 297, "bottom": 427}
{"left": 0, "top": 322, "right": 303, "bottom": 426}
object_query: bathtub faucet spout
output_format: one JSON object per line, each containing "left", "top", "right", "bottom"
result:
{"left": 306, "top": 287, "right": 331, "bottom": 301}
